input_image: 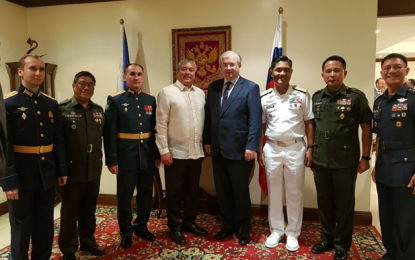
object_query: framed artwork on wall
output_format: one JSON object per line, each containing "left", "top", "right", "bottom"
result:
{"left": 172, "top": 26, "right": 231, "bottom": 91}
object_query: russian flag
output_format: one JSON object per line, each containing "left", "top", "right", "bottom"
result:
{"left": 118, "top": 20, "right": 130, "bottom": 91}
{"left": 259, "top": 8, "right": 283, "bottom": 195}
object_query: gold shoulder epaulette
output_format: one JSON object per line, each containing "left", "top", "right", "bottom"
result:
{"left": 293, "top": 85, "right": 308, "bottom": 93}
{"left": 261, "top": 89, "right": 273, "bottom": 97}
{"left": 111, "top": 90, "right": 125, "bottom": 97}
{"left": 142, "top": 91, "right": 154, "bottom": 97}
{"left": 4, "top": 91, "right": 18, "bottom": 99}
{"left": 41, "top": 92, "right": 56, "bottom": 100}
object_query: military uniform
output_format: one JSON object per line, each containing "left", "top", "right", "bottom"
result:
{"left": 312, "top": 84, "right": 372, "bottom": 251}
{"left": 261, "top": 86, "right": 314, "bottom": 239}
{"left": 58, "top": 96, "right": 105, "bottom": 254}
{"left": 373, "top": 83, "right": 415, "bottom": 260}
{"left": 103, "top": 88, "right": 159, "bottom": 237}
{"left": 0, "top": 85, "right": 67, "bottom": 260}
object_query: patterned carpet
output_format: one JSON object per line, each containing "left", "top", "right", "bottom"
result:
{"left": 0, "top": 205, "right": 385, "bottom": 259}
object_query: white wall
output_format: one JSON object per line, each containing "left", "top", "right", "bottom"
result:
{"left": 0, "top": 0, "right": 29, "bottom": 204}
{"left": 0, "top": 0, "right": 377, "bottom": 211}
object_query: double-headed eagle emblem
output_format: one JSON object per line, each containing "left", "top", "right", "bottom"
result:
{"left": 186, "top": 42, "right": 218, "bottom": 78}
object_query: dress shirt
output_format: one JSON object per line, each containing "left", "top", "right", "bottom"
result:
{"left": 221, "top": 76, "right": 240, "bottom": 103}
{"left": 156, "top": 80, "right": 205, "bottom": 159}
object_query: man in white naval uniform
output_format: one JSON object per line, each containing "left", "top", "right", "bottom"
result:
{"left": 258, "top": 56, "right": 314, "bottom": 251}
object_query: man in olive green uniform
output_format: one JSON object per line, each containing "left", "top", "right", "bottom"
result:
{"left": 58, "top": 71, "right": 105, "bottom": 260}
{"left": 311, "top": 56, "right": 372, "bottom": 260}
{"left": 104, "top": 63, "right": 160, "bottom": 249}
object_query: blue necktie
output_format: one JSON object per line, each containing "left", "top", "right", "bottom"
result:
{"left": 221, "top": 81, "right": 232, "bottom": 111}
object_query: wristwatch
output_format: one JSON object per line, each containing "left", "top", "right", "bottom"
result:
{"left": 362, "top": 155, "right": 371, "bottom": 161}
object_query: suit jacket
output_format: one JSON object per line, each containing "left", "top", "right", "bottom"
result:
{"left": 203, "top": 76, "right": 262, "bottom": 160}
{"left": 103, "top": 88, "right": 159, "bottom": 171}
{"left": 0, "top": 85, "right": 67, "bottom": 191}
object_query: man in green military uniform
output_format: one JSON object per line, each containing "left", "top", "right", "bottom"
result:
{"left": 58, "top": 71, "right": 105, "bottom": 260}
{"left": 311, "top": 56, "right": 372, "bottom": 260}
{"left": 104, "top": 63, "right": 160, "bottom": 249}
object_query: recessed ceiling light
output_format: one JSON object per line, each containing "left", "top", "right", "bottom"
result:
{"left": 379, "top": 55, "right": 382, "bottom": 57}
{"left": 376, "top": 30, "right": 380, "bottom": 34}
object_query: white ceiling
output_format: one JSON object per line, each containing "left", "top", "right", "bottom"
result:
{"left": 376, "top": 16, "right": 415, "bottom": 58}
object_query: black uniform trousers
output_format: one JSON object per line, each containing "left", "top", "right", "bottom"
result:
{"left": 212, "top": 153, "right": 253, "bottom": 235}
{"left": 164, "top": 158, "right": 203, "bottom": 231}
{"left": 58, "top": 178, "right": 100, "bottom": 253}
{"left": 376, "top": 181, "right": 415, "bottom": 260}
{"left": 116, "top": 167, "right": 154, "bottom": 237}
{"left": 8, "top": 185, "right": 55, "bottom": 260}
{"left": 313, "top": 164, "right": 358, "bottom": 251}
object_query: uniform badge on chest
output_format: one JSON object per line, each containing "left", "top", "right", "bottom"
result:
{"left": 122, "top": 103, "right": 129, "bottom": 112}
{"left": 145, "top": 105, "right": 153, "bottom": 115}
{"left": 49, "top": 111, "right": 54, "bottom": 123}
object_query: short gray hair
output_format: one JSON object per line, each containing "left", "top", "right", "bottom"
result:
{"left": 177, "top": 58, "right": 197, "bottom": 71}
{"left": 219, "top": 51, "right": 242, "bottom": 65}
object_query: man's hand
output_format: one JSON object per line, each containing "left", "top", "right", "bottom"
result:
{"left": 58, "top": 176, "right": 68, "bottom": 186}
{"left": 155, "top": 159, "right": 161, "bottom": 168}
{"left": 161, "top": 153, "right": 173, "bottom": 166}
{"left": 108, "top": 165, "right": 119, "bottom": 175}
{"left": 245, "top": 149, "right": 256, "bottom": 161}
{"left": 304, "top": 148, "right": 313, "bottom": 168}
{"left": 371, "top": 167, "right": 376, "bottom": 183}
{"left": 258, "top": 152, "right": 265, "bottom": 168}
{"left": 407, "top": 174, "right": 415, "bottom": 195}
{"left": 357, "top": 159, "right": 370, "bottom": 174}
{"left": 5, "top": 189, "right": 19, "bottom": 200}
{"left": 204, "top": 145, "right": 211, "bottom": 156}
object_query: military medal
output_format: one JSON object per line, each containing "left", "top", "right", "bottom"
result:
{"left": 122, "top": 103, "right": 129, "bottom": 112}
{"left": 49, "top": 111, "right": 54, "bottom": 123}
{"left": 396, "top": 121, "right": 402, "bottom": 127}
{"left": 347, "top": 107, "right": 351, "bottom": 111}
{"left": 374, "top": 122, "right": 377, "bottom": 127}
{"left": 340, "top": 113, "right": 345, "bottom": 119}
{"left": 397, "top": 98, "right": 408, "bottom": 102}
{"left": 402, "top": 112, "right": 406, "bottom": 117}
{"left": 17, "top": 107, "right": 28, "bottom": 111}
{"left": 71, "top": 124, "right": 76, "bottom": 129}
{"left": 22, "top": 112, "right": 27, "bottom": 120}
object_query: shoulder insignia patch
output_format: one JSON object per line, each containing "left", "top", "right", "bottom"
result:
{"left": 261, "top": 89, "right": 273, "bottom": 97}
{"left": 348, "top": 87, "right": 362, "bottom": 94}
{"left": 141, "top": 91, "right": 154, "bottom": 97}
{"left": 111, "top": 90, "right": 125, "bottom": 97}
{"left": 41, "top": 92, "right": 56, "bottom": 100}
{"left": 293, "top": 85, "right": 308, "bottom": 93}
{"left": 4, "top": 91, "right": 18, "bottom": 99}
{"left": 58, "top": 98, "right": 71, "bottom": 105}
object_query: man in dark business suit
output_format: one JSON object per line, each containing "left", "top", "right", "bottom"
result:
{"left": 203, "top": 50, "right": 262, "bottom": 246}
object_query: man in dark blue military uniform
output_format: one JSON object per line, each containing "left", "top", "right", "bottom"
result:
{"left": 373, "top": 53, "right": 415, "bottom": 260}
{"left": 0, "top": 54, "right": 67, "bottom": 260}
{"left": 58, "top": 71, "right": 105, "bottom": 260}
{"left": 311, "top": 56, "right": 372, "bottom": 260}
{"left": 104, "top": 63, "right": 160, "bottom": 249}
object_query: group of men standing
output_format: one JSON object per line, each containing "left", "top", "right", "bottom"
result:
{"left": 0, "top": 51, "right": 414, "bottom": 260}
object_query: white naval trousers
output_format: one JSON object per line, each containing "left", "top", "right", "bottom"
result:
{"left": 263, "top": 139, "right": 306, "bottom": 238}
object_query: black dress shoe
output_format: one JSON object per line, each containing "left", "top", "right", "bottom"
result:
{"left": 80, "top": 245, "right": 105, "bottom": 256}
{"left": 182, "top": 223, "right": 208, "bottom": 236}
{"left": 120, "top": 235, "right": 132, "bottom": 249}
{"left": 61, "top": 253, "right": 76, "bottom": 260}
{"left": 334, "top": 249, "right": 348, "bottom": 260}
{"left": 214, "top": 229, "right": 234, "bottom": 240}
{"left": 310, "top": 241, "right": 335, "bottom": 254}
{"left": 135, "top": 230, "right": 156, "bottom": 242}
{"left": 169, "top": 230, "right": 186, "bottom": 245}
{"left": 238, "top": 234, "right": 250, "bottom": 246}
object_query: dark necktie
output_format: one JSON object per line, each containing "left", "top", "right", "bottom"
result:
{"left": 221, "top": 81, "right": 232, "bottom": 111}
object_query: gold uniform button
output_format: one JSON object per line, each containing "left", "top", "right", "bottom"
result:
{"left": 34, "top": 100, "right": 38, "bottom": 104}
{"left": 37, "top": 111, "right": 41, "bottom": 115}
{"left": 139, "top": 114, "right": 141, "bottom": 117}
{"left": 41, "top": 134, "right": 44, "bottom": 137}
{"left": 41, "top": 157, "right": 45, "bottom": 161}
{"left": 137, "top": 106, "right": 140, "bottom": 108}
{"left": 136, "top": 97, "right": 139, "bottom": 100}
{"left": 70, "top": 160, "right": 73, "bottom": 163}
{"left": 140, "top": 123, "right": 142, "bottom": 126}
{"left": 344, "top": 146, "right": 347, "bottom": 149}
{"left": 40, "top": 122, "right": 43, "bottom": 126}
{"left": 404, "top": 158, "right": 408, "bottom": 161}
{"left": 141, "top": 140, "right": 144, "bottom": 143}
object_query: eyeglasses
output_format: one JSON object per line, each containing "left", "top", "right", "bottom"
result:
{"left": 220, "top": 63, "right": 238, "bottom": 69}
{"left": 77, "top": 82, "right": 95, "bottom": 89}
{"left": 381, "top": 65, "right": 405, "bottom": 72}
